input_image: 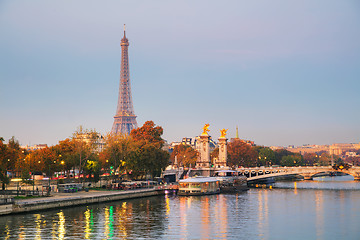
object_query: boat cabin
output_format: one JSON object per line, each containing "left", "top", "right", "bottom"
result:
{"left": 178, "top": 177, "right": 220, "bottom": 196}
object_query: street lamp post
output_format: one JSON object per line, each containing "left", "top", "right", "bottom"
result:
{"left": 48, "top": 163, "right": 51, "bottom": 195}
{"left": 29, "top": 156, "right": 34, "bottom": 194}
{"left": 61, "top": 161, "right": 65, "bottom": 177}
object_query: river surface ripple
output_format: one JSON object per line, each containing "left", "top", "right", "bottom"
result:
{"left": 1, "top": 176, "right": 360, "bottom": 240}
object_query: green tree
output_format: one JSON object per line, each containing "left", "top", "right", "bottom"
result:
{"left": 274, "top": 149, "right": 295, "bottom": 166}
{"left": 280, "top": 154, "right": 303, "bottom": 167}
{"left": 257, "top": 147, "right": 276, "bottom": 166}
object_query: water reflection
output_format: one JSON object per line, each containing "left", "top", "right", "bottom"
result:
{"left": 117, "top": 202, "right": 129, "bottom": 238}
{"left": 1, "top": 184, "right": 360, "bottom": 239}
{"left": 215, "top": 195, "right": 227, "bottom": 239}
{"left": 4, "top": 224, "right": 10, "bottom": 240}
{"left": 18, "top": 225, "right": 26, "bottom": 240}
{"left": 258, "top": 190, "right": 269, "bottom": 239}
{"left": 294, "top": 181, "right": 298, "bottom": 195}
{"left": 200, "top": 197, "right": 210, "bottom": 239}
{"left": 165, "top": 195, "right": 170, "bottom": 216}
{"left": 84, "top": 208, "right": 92, "bottom": 239}
{"left": 35, "top": 214, "right": 42, "bottom": 239}
{"left": 275, "top": 175, "right": 360, "bottom": 190}
{"left": 57, "top": 211, "right": 66, "bottom": 240}
{"left": 179, "top": 195, "right": 187, "bottom": 239}
{"left": 315, "top": 191, "right": 324, "bottom": 239}
{"left": 104, "top": 206, "right": 114, "bottom": 239}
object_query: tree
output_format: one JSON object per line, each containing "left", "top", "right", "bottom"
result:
{"left": 316, "top": 152, "right": 331, "bottom": 166}
{"left": 130, "top": 121, "right": 169, "bottom": 179}
{"left": 273, "top": 149, "right": 295, "bottom": 166}
{"left": 0, "top": 140, "right": 10, "bottom": 189}
{"left": 72, "top": 126, "right": 100, "bottom": 181}
{"left": 280, "top": 155, "right": 303, "bottom": 167}
{"left": 5, "top": 136, "right": 24, "bottom": 176}
{"left": 303, "top": 153, "right": 317, "bottom": 166}
{"left": 227, "top": 140, "right": 258, "bottom": 167}
{"left": 170, "top": 144, "right": 198, "bottom": 167}
{"left": 135, "top": 144, "right": 169, "bottom": 178}
{"left": 210, "top": 147, "right": 219, "bottom": 166}
{"left": 34, "top": 147, "right": 57, "bottom": 177}
{"left": 21, "top": 170, "right": 33, "bottom": 186}
{"left": 346, "top": 156, "right": 360, "bottom": 166}
{"left": 131, "top": 121, "right": 164, "bottom": 148}
{"left": 102, "top": 133, "right": 136, "bottom": 178}
{"left": 257, "top": 147, "right": 276, "bottom": 166}
{"left": 53, "top": 138, "right": 77, "bottom": 177}
{"left": 0, "top": 138, "right": 12, "bottom": 190}
{"left": 84, "top": 159, "right": 100, "bottom": 184}
{"left": 0, "top": 171, "right": 9, "bottom": 191}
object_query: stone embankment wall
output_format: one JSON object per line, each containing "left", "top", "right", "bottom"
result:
{"left": 0, "top": 188, "right": 163, "bottom": 216}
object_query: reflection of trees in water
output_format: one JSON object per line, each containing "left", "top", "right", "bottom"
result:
{"left": 123, "top": 196, "right": 167, "bottom": 239}
{"left": 64, "top": 196, "right": 167, "bottom": 239}
{"left": 0, "top": 196, "right": 167, "bottom": 239}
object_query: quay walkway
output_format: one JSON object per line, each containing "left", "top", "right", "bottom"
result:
{"left": 0, "top": 187, "right": 165, "bottom": 216}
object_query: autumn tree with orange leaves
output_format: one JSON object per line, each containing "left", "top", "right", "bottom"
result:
{"left": 100, "top": 121, "right": 169, "bottom": 179}
{"left": 130, "top": 121, "right": 169, "bottom": 178}
{"left": 227, "top": 140, "right": 258, "bottom": 167}
{"left": 170, "top": 144, "right": 198, "bottom": 167}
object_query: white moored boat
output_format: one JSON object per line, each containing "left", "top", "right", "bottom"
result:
{"left": 178, "top": 177, "right": 220, "bottom": 196}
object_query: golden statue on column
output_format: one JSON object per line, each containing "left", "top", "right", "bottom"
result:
{"left": 220, "top": 129, "right": 228, "bottom": 138}
{"left": 202, "top": 123, "right": 210, "bottom": 135}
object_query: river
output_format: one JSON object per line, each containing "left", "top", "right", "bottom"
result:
{"left": 1, "top": 176, "right": 360, "bottom": 239}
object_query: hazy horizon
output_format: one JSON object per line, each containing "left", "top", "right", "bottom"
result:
{"left": 1, "top": 1, "right": 359, "bottom": 147}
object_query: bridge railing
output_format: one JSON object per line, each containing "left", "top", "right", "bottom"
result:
{"left": 236, "top": 166, "right": 360, "bottom": 180}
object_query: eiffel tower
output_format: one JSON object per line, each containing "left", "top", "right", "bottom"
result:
{"left": 111, "top": 25, "right": 138, "bottom": 135}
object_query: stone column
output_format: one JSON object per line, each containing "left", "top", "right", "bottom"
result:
{"left": 216, "top": 137, "right": 227, "bottom": 168}
{"left": 196, "top": 134, "right": 211, "bottom": 168}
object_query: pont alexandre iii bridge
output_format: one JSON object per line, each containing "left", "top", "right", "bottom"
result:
{"left": 237, "top": 166, "right": 360, "bottom": 181}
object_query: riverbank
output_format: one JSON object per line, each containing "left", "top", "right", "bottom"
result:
{"left": 0, "top": 188, "right": 164, "bottom": 216}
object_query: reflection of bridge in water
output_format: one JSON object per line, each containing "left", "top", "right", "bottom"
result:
{"left": 237, "top": 166, "right": 360, "bottom": 181}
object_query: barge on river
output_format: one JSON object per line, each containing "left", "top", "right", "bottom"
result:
{"left": 178, "top": 177, "right": 220, "bottom": 196}
{"left": 214, "top": 170, "right": 248, "bottom": 193}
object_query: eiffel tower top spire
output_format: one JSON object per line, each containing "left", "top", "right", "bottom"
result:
{"left": 111, "top": 25, "right": 137, "bottom": 135}
{"left": 121, "top": 24, "right": 129, "bottom": 46}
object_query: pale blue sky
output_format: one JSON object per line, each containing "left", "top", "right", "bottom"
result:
{"left": 1, "top": 0, "right": 359, "bottom": 147}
